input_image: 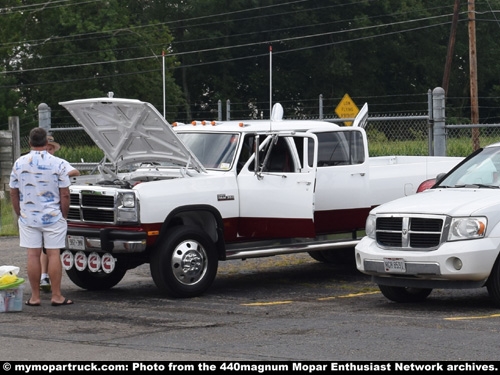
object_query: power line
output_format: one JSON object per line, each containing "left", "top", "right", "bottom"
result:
{"left": 0, "top": 12, "right": 455, "bottom": 76}
{"left": 0, "top": 0, "right": 103, "bottom": 14}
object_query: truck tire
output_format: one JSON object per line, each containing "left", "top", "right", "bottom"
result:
{"left": 378, "top": 285, "right": 432, "bottom": 303}
{"left": 66, "top": 263, "right": 127, "bottom": 290}
{"left": 486, "top": 256, "right": 500, "bottom": 307}
{"left": 150, "top": 225, "right": 218, "bottom": 298}
{"left": 308, "top": 248, "right": 355, "bottom": 266}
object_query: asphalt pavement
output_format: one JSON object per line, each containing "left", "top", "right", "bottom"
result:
{"left": 2, "top": 235, "right": 500, "bottom": 363}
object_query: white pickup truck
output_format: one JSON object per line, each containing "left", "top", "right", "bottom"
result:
{"left": 355, "top": 142, "right": 500, "bottom": 306}
{"left": 58, "top": 97, "right": 462, "bottom": 298}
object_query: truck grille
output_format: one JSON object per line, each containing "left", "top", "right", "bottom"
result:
{"left": 375, "top": 215, "right": 448, "bottom": 250}
{"left": 68, "top": 191, "right": 116, "bottom": 223}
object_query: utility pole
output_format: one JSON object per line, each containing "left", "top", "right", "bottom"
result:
{"left": 442, "top": 0, "right": 460, "bottom": 95}
{"left": 469, "top": 0, "right": 480, "bottom": 151}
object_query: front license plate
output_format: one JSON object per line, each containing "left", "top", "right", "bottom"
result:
{"left": 67, "top": 235, "right": 85, "bottom": 250}
{"left": 383, "top": 258, "right": 406, "bottom": 273}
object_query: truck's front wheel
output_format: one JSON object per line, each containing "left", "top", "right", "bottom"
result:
{"left": 378, "top": 285, "right": 432, "bottom": 303}
{"left": 150, "top": 226, "right": 218, "bottom": 298}
{"left": 66, "top": 263, "right": 127, "bottom": 290}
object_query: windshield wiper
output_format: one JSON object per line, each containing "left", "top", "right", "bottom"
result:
{"left": 453, "top": 184, "right": 500, "bottom": 189}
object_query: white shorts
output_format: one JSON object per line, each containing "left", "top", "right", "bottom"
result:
{"left": 19, "top": 217, "right": 67, "bottom": 249}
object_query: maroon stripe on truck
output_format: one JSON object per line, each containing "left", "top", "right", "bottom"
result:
{"left": 224, "top": 217, "right": 315, "bottom": 242}
{"left": 313, "top": 207, "right": 372, "bottom": 235}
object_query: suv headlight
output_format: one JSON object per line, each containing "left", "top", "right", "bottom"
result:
{"left": 365, "top": 214, "right": 376, "bottom": 239}
{"left": 448, "top": 217, "right": 487, "bottom": 241}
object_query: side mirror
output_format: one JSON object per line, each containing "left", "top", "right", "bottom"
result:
{"left": 435, "top": 172, "right": 447, "bottom": 183}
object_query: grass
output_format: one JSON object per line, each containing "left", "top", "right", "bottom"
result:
{"left": 367, "top": 131, "right": 494, "bottom": 157}
{"left": 56, "top": 145, "right": 105, "bottom": 164}
{"left": 0, "top": 196, "right": 18, "bottom": 236}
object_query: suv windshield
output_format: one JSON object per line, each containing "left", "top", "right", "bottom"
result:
{"left": 177, "top": 132, "right": 240, "bottom": 170}
{"left": 439, "top": 147, "right": 500, "bottom": 188}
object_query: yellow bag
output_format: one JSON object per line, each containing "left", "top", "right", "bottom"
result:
{"left": 0, "top": 266, "right": 25, "bottom": 290}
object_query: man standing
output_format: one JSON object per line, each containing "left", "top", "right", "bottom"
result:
{"left": 9, "top": 127, "right": 74, "bottom": 306}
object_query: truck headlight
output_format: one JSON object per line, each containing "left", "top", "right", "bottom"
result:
{"left": 365, "top": 214, "right": 376, "bottom": 239}
{"left": 120, "top": 193, "right": 136, "bottom": 208}
{"left": 448, "top": 217, "right": 487, "bottom": 241}
{"left": 117, "top": 192, "right": 139, "bottom": 223}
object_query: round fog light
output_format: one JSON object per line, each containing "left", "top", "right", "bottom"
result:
{"left": 452, "top": 257, "right": 463, "bottom": 270}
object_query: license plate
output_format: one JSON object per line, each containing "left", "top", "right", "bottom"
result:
{"left": 67, "top": 235, "right": 85, "bottom": 250}
{"left": 383, "top": 258, "right": 406, "bottom": 273}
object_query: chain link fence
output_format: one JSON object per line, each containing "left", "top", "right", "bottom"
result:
{"left": 18, "top": 99, "right": 500, "bottom": 169}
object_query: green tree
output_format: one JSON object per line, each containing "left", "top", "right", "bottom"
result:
{"left": 0, "top": 0, "right": 28, "bottom": 130}
{"left": 3, "top": 0, "right": 500, "bottom": 129}
{"left": 161, "top": 0, "right": 463, "bottom": 119}
{"left": 1, "top": 0, "right": 184, "bottom": 131}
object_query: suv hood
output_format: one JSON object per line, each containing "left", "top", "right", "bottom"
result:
{"left": 372, "top": 188, "right": 500, "bottom": 217}
{"left": 59, "top": 97, "right": 205, "bottom": 172}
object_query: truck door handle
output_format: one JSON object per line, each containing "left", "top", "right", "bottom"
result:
{"left": 298, "top": 181, "right": 312, "bottom": 185}
{"left": 351, "top": 172, "right": 366, "bottom": 176}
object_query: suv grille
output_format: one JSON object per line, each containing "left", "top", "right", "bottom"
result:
{"left": 68, "top": 191, "right": 116, "bottom": 223}
{"left": 375, "top": 215, "right": 447, "bottom": 250}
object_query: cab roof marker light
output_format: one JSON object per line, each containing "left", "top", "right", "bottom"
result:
{"left": 201, "top": 120, "right": 206, "bottom": 125}
{"left": 191, "top": 121, "right": 197, "bottom": 126}
{"left": 211, "top": 121, "right": 216, "bottom": 126}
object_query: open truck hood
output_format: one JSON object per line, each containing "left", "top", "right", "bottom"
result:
{"left": 59, "top": 97, "right": 205, "bottom": 172}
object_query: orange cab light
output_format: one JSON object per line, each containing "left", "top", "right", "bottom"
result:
{"left": 239, "top": 122, "right": 244, "bottom": 127}
{"left": 211, "top": 121, "right": 216, "bottom": 126}
{"left": 191, "top": 121, "right": 197, "bottom": 126}
{"left": 172, "top": 122, "right": 178, "bottom": 127}
{"left": 201, "top": 120, "right": 206, "bottom": 125}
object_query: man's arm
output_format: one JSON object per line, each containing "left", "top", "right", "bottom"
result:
{"left": 63, "top": 159, "right": 80, "bottom": 177}
{"left": 68, "top": 168, "right": 80, "bottom": 177}
{"left": 59, "top": 187, "right": 70, "bottom": 219}
{"left": 9, "top": 188, "right": 20, "bottom": 217}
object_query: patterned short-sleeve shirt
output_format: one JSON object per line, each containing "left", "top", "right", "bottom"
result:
{"left": 9, "top": 150, "right": 71, "bottom": 227}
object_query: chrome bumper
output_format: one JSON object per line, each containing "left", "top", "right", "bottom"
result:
{"left": 66, "top": 227, "right": 147, "bottom": 253}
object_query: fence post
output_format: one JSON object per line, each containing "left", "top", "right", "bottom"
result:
{"left": 218, "top": 100, "right": 222, "bottom": 121}
{"left": 432, "top": 87, "right": 446, "bottom": 156}
{"left": 226, "top": 99, "right": 230, "bottom": 121}
{"left": 427, "top": 89, "right": 434, "bottom": 156}
{"left": 0, "top": 117, "right": 19, "bottom": 199}
{"left": 38, "top": 103, "right": 51, "bottom": 132}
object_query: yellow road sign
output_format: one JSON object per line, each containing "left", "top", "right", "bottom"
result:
{"left": 335, "top": 93, "right": 359, "bottom": 126}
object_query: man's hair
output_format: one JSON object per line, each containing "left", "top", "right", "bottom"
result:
{"left": 29, "top": 127, "right": 48, "bottom": 148}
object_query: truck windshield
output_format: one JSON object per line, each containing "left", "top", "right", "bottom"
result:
{"left": 439, "top": 147, "right": 500, "bottom": 188}
{"left": 177, "top": 132, "right": 240, "bottom": 170}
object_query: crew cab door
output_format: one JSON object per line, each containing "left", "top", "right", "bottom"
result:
{"left": 309, "top": 127, "right": 370, "bottom": 233}
{"left": 236, "top": 133, "right": 317, "bottom": 239}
